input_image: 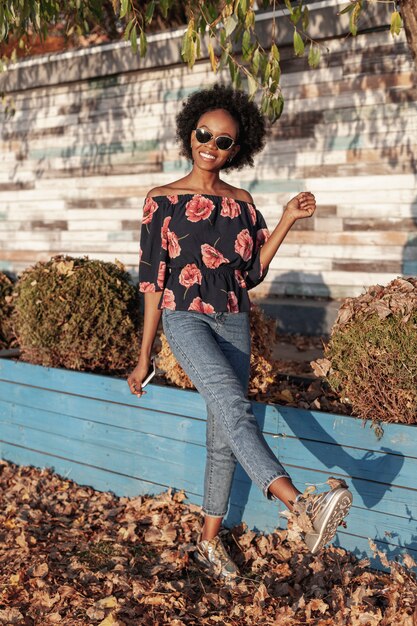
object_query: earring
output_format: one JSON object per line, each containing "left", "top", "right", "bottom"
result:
{"left": 227, "top": 155, "right": 233, "bottom": 162}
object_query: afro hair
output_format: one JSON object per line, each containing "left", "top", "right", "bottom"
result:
{"left": 175, "top": 83, "right": 266, "bottom": 171}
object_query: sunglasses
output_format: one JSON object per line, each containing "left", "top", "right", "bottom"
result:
{"left": 194, "top": 127, "right": 236, "bottom": 151}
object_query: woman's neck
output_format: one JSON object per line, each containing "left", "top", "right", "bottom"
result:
{"left": 183, "top": 167, "right": 222, "bottom": 194}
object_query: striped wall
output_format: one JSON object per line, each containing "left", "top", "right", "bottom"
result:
{"left": 0, "top": 19, "right": 416, "bottom": 298}
{"left": 0, "top": 358, "right": 416, "bottom": 571}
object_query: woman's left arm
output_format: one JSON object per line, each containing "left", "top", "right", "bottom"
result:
{"left": 259, "top": 191, "right": 316, "bottom": 269}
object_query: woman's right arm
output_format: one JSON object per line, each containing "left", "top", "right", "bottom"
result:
{"left": 127, "top": 292, "right": 162, "bottom": 397}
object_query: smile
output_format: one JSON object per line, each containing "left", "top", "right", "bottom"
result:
{"left": 200, "top": 152, "right": 216, "bottom": 161}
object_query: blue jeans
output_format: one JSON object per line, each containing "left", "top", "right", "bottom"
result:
{"left": 162, "top": 309, "right": 290, "bottom": 517}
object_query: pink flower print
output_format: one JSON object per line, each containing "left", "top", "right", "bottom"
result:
{"left": 247, "top": 203, "right": 257, "bottom": 225}
{"left": 167, "top": 229, "right": 181, "bottom": 258}
{"left": 235, "top": 269, "right": 247, "bottom": 289}
{"left": 234, "top": 229, "right": 253, "bottom": 261}
{"left": 161, "top": 216, "right": 172, "bottom": 250}
{"left": 139, "top": 282, "right": 156, "bottom": 293}
{"left": 179, "top": 263, "right": 202, "bottom": 288}
{"left": 157, "top": 261, "right": 166, "bottom": 289}
{"left": 185, "top": 195, "right": 214, "bottom": 222}
{"left": 167, "top": 195, "right": 179, "bottom": 204}
{"left": 227, "top": 291, "right": 239, "bottom": 313}
{"left": 188, "top": 297, "right": 215, "bottom": 314}
{"left": 201, "top": 243, "right": 229, "bottom": 269}
{"left": 256, "top": 228, "right": 270, "bottom": 251}
{"left": 142, "top": 197, "right": 158, "bottom": 224}
{"left": 162, "top": 288, "right": 176, "bottom": 310}
{"left": 220, "top": 197, "right": 241, "bottom": 219}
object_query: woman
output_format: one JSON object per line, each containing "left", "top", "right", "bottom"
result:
{"left": 128, "top": 84, "right": 352, "bottom": 582}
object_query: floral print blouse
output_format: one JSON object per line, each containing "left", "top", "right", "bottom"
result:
{"left": 138, "top": 194, "right": 270, "bottom": 313}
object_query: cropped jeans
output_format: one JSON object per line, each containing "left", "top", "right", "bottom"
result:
{"left": 162, "top": 309, "right": 290, "bottom": 517}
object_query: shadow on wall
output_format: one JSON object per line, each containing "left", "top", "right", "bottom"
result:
{"left": 267, "top": 271, "right": 332, "bottom": 336}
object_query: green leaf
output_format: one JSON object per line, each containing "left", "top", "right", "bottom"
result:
{"left": 302, "top": 6, "right": 309, "bottom": 31}
{"left": 120, "top": 0, "right": 129, "bottom": 19}
{"left": 123, "top": 17, "right": 135, "bottom": 41}
{"left": 181, "top": 31, "right": 191, "bottom": 62}
{"left": 390, "top": 11, "right": 402, "bottom": 37}
{"left": 263, "top": 61, "right": 272, "bottom": 84}
{"left": 242, "top": 29, "right": 252, "bottom": 61}
{"left": 130, "top": 25, "right": 137, "bottom": 53}
{"left": 271, "top": 94, "right": 284, "bottom": 121}
{"left": 247, "top": 73, "right": 258, "bottom": 100}
{"left": 290, "top": 6, "right": 302, "bottom": 26}
{"left": 208, "top": 40, "right": 217, "bottom": 73}
{"left": 188, "top": 39, "right": 196, "bottom": 68}
{"left": 145, "top": 1, "right": 155, "bottom": 25}
{"left": 270, "top": 43, "right": 280, "bottom": 62}
{"left": 245, "top": 9, "right": 255, "bottom": 30}
{"left": 293, "top": 30, "right": 305, "bottom": 56}
{"left": 238, "top": 0, "right": 248, "bottom": 16}
{"left": 308, "top": 43, "right": 321, "bottom": 68}
{"left": 338, "top": 3, "right": 356, "bottom": 15}
{"left": 140, "top": 29, "right": 147, "bottom": 56}
{"left": 219, "top": 46, "right": 230, "bottom": 72}
{"left": 252, "top": 47, "right": 260, "bottom": 75}
{"left": 224, "top": 14, "right": 238, "bottom": 38}
{"left": 160, "top": 0, "right": 170, "bottom": 19}
{"left": 349, "top": 1, "right": 362, "bottom": 37}
{"left": 284, "top": 0, "right": 293, "bottom": 14}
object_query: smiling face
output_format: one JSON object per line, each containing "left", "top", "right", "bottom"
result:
{"left": 190, "top": 108, "right": 240, "bottom": 171}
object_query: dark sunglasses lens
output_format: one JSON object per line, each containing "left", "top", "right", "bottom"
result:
{"left": 215, "top": 136, "right": 234, "bottom": 150}
{"left": 195, "top": 128, "right": 211, "bottom": 143}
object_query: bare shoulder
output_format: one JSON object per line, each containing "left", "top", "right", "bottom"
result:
{"left": 146, "top": 179, "right": 189, "bottom": 198}
{"left": 227, "top": 186, "right": 254, "bottom": 203}
{"left": 146, "top": 186, "right": 169, "bottom": 199}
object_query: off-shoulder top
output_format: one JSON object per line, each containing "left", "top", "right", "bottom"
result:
{"left": 138, "top": 193, "right": 270, "bottom": 313}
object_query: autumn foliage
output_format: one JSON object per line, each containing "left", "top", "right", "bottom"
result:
{"left": 0, "top": 459, "right": 416, "bottom": 625}
{"left": 12, "top": 255, "right": 141, "bottom": 373}
{"left": 0, "top": 271, "right": 15, "bottom": 350}
{"left": 312, "top": 277, "right": 417, "bottom": 425}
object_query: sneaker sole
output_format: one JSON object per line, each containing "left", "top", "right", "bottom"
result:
{"left": 307, "top": 489, "right": 353, "bottom": 555}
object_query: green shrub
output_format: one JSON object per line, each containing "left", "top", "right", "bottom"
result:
{"left": 315, "top": 277, "right": 417, "bottom": 425}
{"left": 13, "top": 255, "right": 141, "bottom": 373}
{"left": 0, "top": 272, "right": 15, "bottom": 350}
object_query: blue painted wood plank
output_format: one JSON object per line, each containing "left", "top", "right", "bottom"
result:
{"left": 1, "top": 360, "right": 416, "bottom": 459}
{"left": 0, "top": 385, "right": 207, "bottom": 445}
{"left": 2, "top": 398, "right": 416, "bottom": 500}
{"left": 0, "top": 386, "right": 415, "bottom": 515}
{"left": 0, "top": 442, "right": 175, "bottom": 499}
{"left": 0, "top": 420, "right": 206, "bottom": 493}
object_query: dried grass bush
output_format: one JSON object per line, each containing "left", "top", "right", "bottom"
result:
{"left": 13, "top": 255, "right": 141, "bottom": 373}
{"left": 312, "top": 277, "right": 417, "bottom": 425}
{"left": 0, "top": 272, "right": 15, "bottom": 350}
{"left": 157, "top": 304, "right": 276, "bottom": 396}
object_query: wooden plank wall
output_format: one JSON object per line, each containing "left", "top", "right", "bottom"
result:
{"left": 0, "top": 358, "right": 416, "bottom": 571}
{"left": 0, "top": 27, "right": 416, "bottom": 298}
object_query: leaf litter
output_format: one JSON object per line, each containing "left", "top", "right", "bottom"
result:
{"left": 0, "top": 461, "right": 416, "bottom": 625}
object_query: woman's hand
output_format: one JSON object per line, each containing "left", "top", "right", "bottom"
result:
{"left": 127, "top": 357, "right": 151, "bottom": 398}
{"left": 284, "top": 192, "right": 316, "bottom": 222}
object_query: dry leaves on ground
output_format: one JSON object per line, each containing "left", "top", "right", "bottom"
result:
{"left": 0, "top": 461, "right": 416, "bottom": 625}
